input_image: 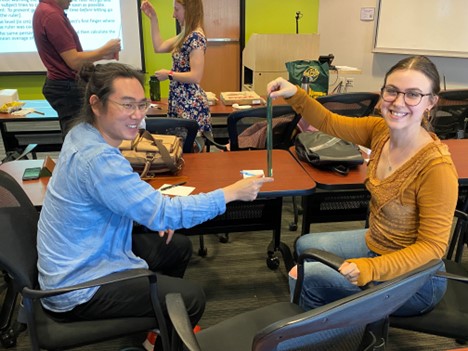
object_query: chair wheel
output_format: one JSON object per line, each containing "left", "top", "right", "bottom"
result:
{"left": 289, "top": 222, "right": 298, "bottom": 231}
{"left": 0, "top": 328, "right": 17, "bottom": 348}
{"left": 217, "top": 233, "right": 229, "bottom": 243}
{"left": 266, "top": 256, "right": 280, "bottom": 270}
{"left": 198, "top": 247, "right": 208, "bottom": 257}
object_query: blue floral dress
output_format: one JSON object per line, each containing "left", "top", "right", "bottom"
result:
{"left": 168, "top": 31, "right": 212, "bottom": 132}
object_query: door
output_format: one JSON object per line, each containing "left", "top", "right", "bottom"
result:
{"left": 201, "top": 0, "right": 241, "bottom": 97}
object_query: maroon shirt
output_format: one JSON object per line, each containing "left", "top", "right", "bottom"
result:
{"left": 33, "top": 0, "right": 83, "bottom": 80}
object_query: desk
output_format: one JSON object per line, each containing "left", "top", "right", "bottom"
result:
{"left": 290, "top": 138, "right": 468, "bottom": 234}
{"left": 289, "top": 146, "right": 370, "bottom": 234}
{"left": 0, "top": 149, "right": 315, "bottom": 270}
{"left": 0, "top": 98, "right": 286, "bottom": 155}
{"left": 0, "top": 100, "right": 61, "bottom": 154}
{"left": 443, "top": 139, "right": 468, "bottom": 186}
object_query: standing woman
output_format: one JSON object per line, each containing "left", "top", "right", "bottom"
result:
{"left": 141, "top": 0, "right": 212, "bottom": 134}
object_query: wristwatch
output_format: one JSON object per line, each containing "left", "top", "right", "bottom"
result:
{"left": 168, "top": 70, "right": 174, "bottom": 81}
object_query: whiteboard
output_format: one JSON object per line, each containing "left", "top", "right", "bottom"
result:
{"left": 373, "top": 0, "right": 468, "bottom": 58}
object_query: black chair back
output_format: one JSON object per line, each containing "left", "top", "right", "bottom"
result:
{"left": 166, "top": 259, "right": 442, "bottom": 351}
{"left": 145, "top": 117, "right": 199, "bottom": 153}
{"left": 226, "top": 105, "right": 301, "bottom": 151}
{"left": 432, "top": 89, "right": 468, "bottom": 139}
{"left": 316, "top": 92, "right": 380, "bottom": 117}
{"left": 254, "top": 259, "right": 442, "bottom": 351}
{"left": 0, "top": 170, "right": 39, "bottom": 291}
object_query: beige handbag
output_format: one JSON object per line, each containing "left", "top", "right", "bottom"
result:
{"left": 119, "top": 130, "right": 184, "bottom": 178}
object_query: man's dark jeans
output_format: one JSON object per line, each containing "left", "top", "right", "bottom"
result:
{"left": 43, "top": 78, "right": 84, "bottom": 137}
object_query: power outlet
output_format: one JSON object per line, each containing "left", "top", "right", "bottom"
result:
{"left": 345, "top": 78, "right": 354, "bottom": 87}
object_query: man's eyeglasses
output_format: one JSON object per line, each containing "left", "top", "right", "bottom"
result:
{"left": 380, "top": 87, "right": 432, "bottom": 106}
{"left": 108, "top": 99, "right": 151, "bottom": 113}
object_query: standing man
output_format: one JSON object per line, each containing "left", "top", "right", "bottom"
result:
{"left": 33, "top": 0, "right": 121, "bottom": 137}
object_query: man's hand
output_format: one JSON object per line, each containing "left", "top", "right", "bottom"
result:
{"left": 158, "top": 229, "right": 175, "bottom": 244}
{"left": 223, "top": 176, "right": 274, "bottom": 203}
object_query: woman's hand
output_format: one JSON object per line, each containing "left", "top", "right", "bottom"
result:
{"left": 141, "top": 0, "right": 157, "bottom": 19}
{"left": 154, "top": 69, "right": 171, "bottom": 81}
{"left": 222, "top": 176, "right": 274, "bottom": 203}
{"left": 267, "top": 77, "right": 298, "bottom": 99}
{"left": 339, "top": 261, "right": 360, "bottom": 285}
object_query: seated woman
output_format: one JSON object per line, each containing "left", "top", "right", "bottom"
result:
{"left": 267, "top": 55, "right": 458, "bottom": 316}
{"left": 37, "top": 62, "right": 273, "bottom": 349}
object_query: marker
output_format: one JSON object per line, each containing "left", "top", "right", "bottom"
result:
{"left": 160, "top": 182, "right": 186, "bottom": 191}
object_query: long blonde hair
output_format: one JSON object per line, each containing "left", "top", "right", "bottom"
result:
{"left": 173, "top": 0, "right": 205, "bottom": 51}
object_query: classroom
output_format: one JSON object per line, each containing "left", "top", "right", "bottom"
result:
{"left": 1, "top": 1, "right": 468, "bottom": 350}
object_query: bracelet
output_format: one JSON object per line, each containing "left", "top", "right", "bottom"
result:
{"left": 168, "top": 70, "right": 174, "bottom": 81}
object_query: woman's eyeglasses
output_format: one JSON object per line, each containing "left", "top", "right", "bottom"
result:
{"left": 108, "top": 99, "right": 151, "bottom": 113}
{"left": 380, "top": 87, "right": 432, "bottom": 106}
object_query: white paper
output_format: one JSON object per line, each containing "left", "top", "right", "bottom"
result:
{"left": 159, "top": 184, "right": 195, "bottom": 196}
{"left": 241, "top": 169, "right": 265, "bottom": 179}
{"left": 11, "top": 108, "right": 34, "bottom": 116}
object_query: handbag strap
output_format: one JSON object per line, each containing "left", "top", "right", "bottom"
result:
{"left": 136, "top": 130, "right": 179, "bottom": 176}
{"left": 154, "top": 138, "right": 179, "bottom": 173}
{"left": 331, "top": 164, "right": 350, "bottom": 176}
{"left": 131, "top": 129, "right": 145, "bottom": 149}
{"left": 308, "top": 136, "right": 341, "bottom": 152}
{"left": 297, "top": 134, "right": 351, "bottom": 176}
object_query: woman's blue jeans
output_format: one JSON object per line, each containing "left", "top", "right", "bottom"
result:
{"left": 290, "top": 229, "right": 447, "bottom": 316}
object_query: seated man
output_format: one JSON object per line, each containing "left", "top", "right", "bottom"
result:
{"left": 37, "top": 62, "right": 273, "bottom": 348}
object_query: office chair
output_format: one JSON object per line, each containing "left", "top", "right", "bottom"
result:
{"left": 0, "top": 170, "right": 171, "bottom": 351}
{"left": 390, "top": 209, "right": 468, "bottom": 344}
{"left": 205, "top": 105, "right": 301, "bottom": 152}
{"left": 166, "top": 249, "right": 443, "bottom": 351}
{"left": 225, "top": 105, "right": 301, "bottom": 151}
{"left": 145, "top": 117, "right": 199, "bottom": 153}
{"left": 316, "top": 92, "right": 380, "bottom": 117}
{"left": 431, "top": 89, "right": 468, "bottom": 140}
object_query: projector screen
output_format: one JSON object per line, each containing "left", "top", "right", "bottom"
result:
{"left": 0, "top": 0, "right": 145, "bottom": 74}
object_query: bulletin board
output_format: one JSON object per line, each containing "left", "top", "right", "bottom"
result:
{"left": 373, "top": 0, "right": 468, "bottom": 58}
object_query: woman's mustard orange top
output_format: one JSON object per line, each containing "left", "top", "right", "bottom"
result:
{"left": 288, "top": 89, "right": 459, "bottom": 286}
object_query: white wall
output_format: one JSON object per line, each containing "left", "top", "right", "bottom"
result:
{"left": 318, "top": 0, "right": 468, "bottom": 92}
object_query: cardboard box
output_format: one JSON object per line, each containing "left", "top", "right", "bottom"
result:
{"left": 0, "top": 89, "right": 19, "bottom": 106}
{"left": 220, "top": 91, "right": 263, "bottom": 106}
{"left": 205, "top": 92, "right": 218, "bottom": 106}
